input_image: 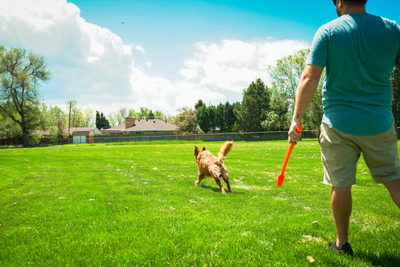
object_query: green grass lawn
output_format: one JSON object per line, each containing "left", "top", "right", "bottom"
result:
{"left": 0, "top": 140, "right": 399, "bottom": 266}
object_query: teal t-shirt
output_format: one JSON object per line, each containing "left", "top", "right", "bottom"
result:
{"left": 308, "top": 13, "right": 400, "bottom": 135}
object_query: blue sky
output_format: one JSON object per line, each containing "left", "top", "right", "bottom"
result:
{"left": 1, "top": 0, "right": 399, "bottom": 116}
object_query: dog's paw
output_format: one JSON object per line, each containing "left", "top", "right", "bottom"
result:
{"left": 195, "top": 181, "right": 199, "bottom": 186}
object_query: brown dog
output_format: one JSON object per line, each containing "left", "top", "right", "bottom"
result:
{"left": 194, "top": 141, "right": 233, "bottom": 194}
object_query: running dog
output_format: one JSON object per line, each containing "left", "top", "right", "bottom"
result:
{"left": 194, "top": 141, "right": 233, "bottom": 194}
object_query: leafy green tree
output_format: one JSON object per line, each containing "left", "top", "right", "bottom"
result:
{"left": 0, "top": 111, "right": 22, "bottom": 139}
{"left": 267, "top": 49, "right": 324, "bottom": 130}
{"left": 0, "top": 46, "right": 51, "bottom": 146}
{"left": 262, "top": 90, "right": 290, "bottom": 131}
{"left": 66, "top": 100, "right": 94, "bottom": 128}
{"left": 47, "top": 105, "right": 65, "bottom": 127}
{"left": 173, "top": 107, "right": 198, "bottom": 134}
{"left": 392, "top": 66, "right": 400, "bottom": 127}
{"left": 128, "top": 108, "right": 136, "bottom": 117}
{"left": 153, "top": 110, "right": 165, "bottom": 119}
{"left": 268, "top": 49, "right": 309, "bottom": 105}
{"left": 234, "top": 79, "right": 271, "bottom": 132}
{"left": 118, "top": 107, "right": 127, "bottom": 120}
{"left": 136, "top": 107, "right": 149, "bottom": 120}
{"left": 82, "top": 108, "right": 94, "bottom": 127}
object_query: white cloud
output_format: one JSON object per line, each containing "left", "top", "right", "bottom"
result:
{"left": 0, "top": 0, "right": 310, "bottom": 117}
{"left": 131, "top": 43, "right": 146, "bottom": 54}
{"left": 180, "top": 39, "right": 310, "bottom": 93}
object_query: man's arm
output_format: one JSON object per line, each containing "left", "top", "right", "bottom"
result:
{"left": 288, "top": 64, "right": 324, "bottom": 145}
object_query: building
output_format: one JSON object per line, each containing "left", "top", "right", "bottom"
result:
{"left": 101, "top": 117, "right": 177, "bottom": 135}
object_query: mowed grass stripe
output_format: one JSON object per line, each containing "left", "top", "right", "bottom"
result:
{"left": 0, "top": 140, "right": 399, "bottom": 266}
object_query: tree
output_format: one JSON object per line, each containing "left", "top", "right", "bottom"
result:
{"left": 225, "top": 101, "right": 239, "bottom": 132}
{"left": 196, "top": 105, "right": 211, "bottom": 133}
{"left": 262, "top": 89, "right": 290, "bottom": 131}
{"left": 173, "top": 107, "right": 198, "bottom": 134}
{"left": 136, "top": 107, "right": 149, "bottom": 120}
{"left": 101, "top": 113, "right": 110, "bottom": 129}
{"left": 147, "top": 110, "right": 155, "bottom": 119}
{"left": 95, "top": 111, "right": 110, "bottom": 130}
{"left": 153, "top": 110, "right": 165, "bottom": 119}
{"left": 214, "top": 103, "right": 225, "bottom": 132}
{"left": 234, "top": 79, "right": 271, "bottom": 132}
{"left": 0, "top": 111, "right": 22, "bottom": 139}
{"left": 267, "top": 49, "right": 324, "bottom": 130}
{"left": 268, "top": 49, "right": 309, "bottom": 104}
{"left": 128, "top": 108, "right": 136, "bottom": 117}
{"left": 392, "top": 66, "right": 400, "bottom": 127}
{"left": 82, "top": 108, "right": 94, "bottom": 127}
{"left": 44, "top": 105, "right": 65, "bottom": 127}
{"left": 0, "top": 46, "right": 51, "bottom": 146}
{"left": 195, "top": 99, "right": 206, "bottom": 110}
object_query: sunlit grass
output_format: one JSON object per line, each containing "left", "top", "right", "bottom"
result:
{"left": 0, "top": 140, "right": 399, "bottom": 266}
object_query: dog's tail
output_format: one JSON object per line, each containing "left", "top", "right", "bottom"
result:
{"left": 218, "top": 141, "right": 233, "bottom": 166}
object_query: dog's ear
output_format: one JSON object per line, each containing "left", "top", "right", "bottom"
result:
{"left": 202, "top": 147, "right": 206, "bottom": 151}
{"left": 194, "top": 146, "right": 199, "bottom": 157}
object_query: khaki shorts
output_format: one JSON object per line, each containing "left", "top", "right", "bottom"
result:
{"left": 318, "top": 123, "right": 400, "bottom": 187}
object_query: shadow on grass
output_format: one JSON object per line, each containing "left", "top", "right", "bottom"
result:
{"left": 355, "top": 251, "right": 400, "bottom": 267}
{"left": 198, "top": 184, "right": 245, "bottom": 194}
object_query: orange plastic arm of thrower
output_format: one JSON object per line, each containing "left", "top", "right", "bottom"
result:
{"left": 277, "top": 125, "right": 303, "bottom": 187}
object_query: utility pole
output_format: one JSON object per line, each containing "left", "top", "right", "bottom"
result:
{"left": 68, "top": 101, "right": 72, "bottom": 137}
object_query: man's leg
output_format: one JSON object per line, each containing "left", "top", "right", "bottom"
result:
{"left": 331, "top": 186, "right": 352, "bottom": 249}
{"left": 384, "top": 179, "right": 400, "bottom": 208}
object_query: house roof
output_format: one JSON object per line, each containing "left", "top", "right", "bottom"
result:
{"left": 103, "top": 119, "right": 177, "bottom": 133}
{"left": 34, "top": 127, "right": 100, "bottom": 136}
{"left": 67, "top": 127, "right": 100, "bottom": 136}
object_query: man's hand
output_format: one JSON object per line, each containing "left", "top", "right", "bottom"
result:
{"left": 288, "top": 121, "right": 302, "bottom": 145}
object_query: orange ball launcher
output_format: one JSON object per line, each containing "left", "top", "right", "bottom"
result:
{"left": 277, "top": 125, "right": 303, "bottom": 187}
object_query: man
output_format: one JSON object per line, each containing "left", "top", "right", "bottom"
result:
{"left": 288, "top": 0, "right": 400, "bottom": 256}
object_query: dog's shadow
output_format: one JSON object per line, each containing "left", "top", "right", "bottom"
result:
{"left": 198, "top": 184, "right": 245, "bottom": 195}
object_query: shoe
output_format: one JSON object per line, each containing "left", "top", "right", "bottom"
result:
{"left": 330, "top": 241, "right": 354, "bottom": 256}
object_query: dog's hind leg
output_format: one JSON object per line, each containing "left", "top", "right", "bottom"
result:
{"left": 213, "top": 177, "right": 226, "bottom": 194}
{"left": 195, "top": 173, "right": 205, "bottom": 187}
{"left": 221, "top": 168, "right": 232, "bottom": 193}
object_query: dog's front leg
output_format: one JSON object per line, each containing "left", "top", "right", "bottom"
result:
{"left": 196, "top": 173, "right": 205, "bottom": 187}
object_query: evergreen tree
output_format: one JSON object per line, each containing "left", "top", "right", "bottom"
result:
{"left": 196, "top": 105, "right": 211, "bottom": 133}
{"left": 195, "top": 99, "right": 206, "bottom": 110}
{"left": 234, "top": 79, "right": 271, "bottom": 132}
{"left": 95, "top": 111, "right": 101, "bottom": 129}
{"left": 147, "top": 110, "right": 155, "bottom": 119}
{"left": 225, "top": 101, "right": 239, "bottom": 132}
{"left": 214, "top": 103, "right": 225, "bottom": 132}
